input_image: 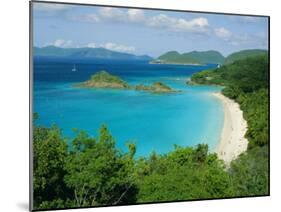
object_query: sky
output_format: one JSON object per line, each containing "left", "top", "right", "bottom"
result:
{"left": 32, "top": 2, "right": 269, "bottom": 57}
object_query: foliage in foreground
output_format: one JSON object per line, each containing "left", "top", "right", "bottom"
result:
{"left": 33, "top": 122, "right": 268, "bottom": 210}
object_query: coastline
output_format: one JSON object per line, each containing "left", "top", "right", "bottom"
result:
{"left": 149, "top": 61, "right": 202, "bottom": 66}
{"left": 212, "top": 92, "right": 248, "bottom": 165}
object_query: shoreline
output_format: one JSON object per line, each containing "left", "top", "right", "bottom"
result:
{"left": 212, "top": 92, "right": 248, "bottom": 165}
{"left": 149, "top": 61, "right": 202, "bottom": 66}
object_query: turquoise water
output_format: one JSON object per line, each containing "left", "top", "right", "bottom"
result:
{"left": 34, "top": 57, "right": 223, "bottom": 156}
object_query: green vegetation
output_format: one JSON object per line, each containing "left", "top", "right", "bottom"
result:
{"left": 229, "top": 145, "right": 268, "bottom": 196}
{"left": 75, "top": 71, "right": 177, "bottom": 93}
{"left": 135, "top": 82, "right": 177, "bottom": 93}
{"left": 33, "top": 117, "right": 268, "bottom": 210}
{"left": 33, "top": 124, "right": 70, "bottom": 208}
{"left": 33, "top": 119, "right": 138, "bottom": 210}
{"left": 154, "top": 50, "right": 225, "bottom": 65}
{"left": 75, "top": 70, "right": 130, "bottom": 89}
{"left": 153, "top": 49, "right": 268, "bottom": 66}
{"left": 136, "top": 144, "right": 233, "bottom": 202}
{"left": 189, "top": 54, "right": 269, "bottom": 196}
{"left": 224, "top": 49, "right": 268, "bottom": 64}
{"left": 190, "top": 55, "right": 269, "bottom": 148}
{"left": 157, "top": 51, "right": 199, "bottom": 64}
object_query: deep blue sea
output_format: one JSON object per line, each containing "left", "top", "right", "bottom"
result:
{"left": 33, "top": 56, "right": 223, "bottom": 156}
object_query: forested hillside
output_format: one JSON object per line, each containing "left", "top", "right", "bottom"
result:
{"left": 224, "top": 49, "right": 268, "bottom": 64}
{"left": 156, "top": 50, "right": 225, "bottom": 64}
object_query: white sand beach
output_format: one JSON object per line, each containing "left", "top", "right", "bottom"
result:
{"left": 212, "top": 92, "right": 248, "bottom": 165}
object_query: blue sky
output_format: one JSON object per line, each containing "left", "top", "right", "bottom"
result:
{"left": 32, "top": 2, "right": 268, "bottom": 57}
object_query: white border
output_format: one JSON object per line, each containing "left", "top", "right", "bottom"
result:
{"left": 0, "top": 0, "right": 280, "bottom": 212}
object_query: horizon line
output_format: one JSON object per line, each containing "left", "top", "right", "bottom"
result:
{"left": 33, "top": 45, "right": 268, "bottom": 58}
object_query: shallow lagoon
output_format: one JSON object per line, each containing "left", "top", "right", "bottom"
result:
{"left": 34, "top": 57, "right": 223, "bottom": 156}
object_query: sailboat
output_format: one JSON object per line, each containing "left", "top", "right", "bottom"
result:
{"left": 72, "top": 64, "right": 77, "bottom": 72}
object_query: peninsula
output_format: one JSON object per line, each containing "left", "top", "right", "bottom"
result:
{"left": 150, "top": 49, "right": 267, "bottom": 66}
{"left": 150, "top": 50, "right": 225, "bottom": 65}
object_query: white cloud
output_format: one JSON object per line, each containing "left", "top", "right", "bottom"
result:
{"left": 228, "top": 16, "right": 264, "bottom": 24}
{"left": 148, "top": 15, "right": 209, "bottom": 33}
{"left": 81, "top": 41, "right": 136, "bottom": 53}
{"left": 45, "top": 39, "right": 73, "bottom": 48}
{"left": 98, "top": 8, "right": 126, "bottom": 21}
{"left": 213, "top": 26, "right": 267, "bottom": 49}
{"left": 214, "top": 27, "right": 261, "bottom": 47}
{"left": 33, "top": 3, "right": 72, "bottom": 12}
{"left": 214, "top": 27, "right": 232, "bottom": 39}
{"left": 86, "top": 42, "right": 97, "bottom": 48}
{"left": 80, "top": 14, "right": 100, "bottom": 23}
{"left": 77, "top": 8, "right": 209, "bottom": 34}
{"left": 218, "top": 31, "right": 268, "bottom": 48}
{"left": 100, "top": 42, "right": 136, "bottom": 53}
{"left": 173, "top": 17, "right": 209, "bottom": 32}
{"left": 43, "top": 40, "right": 136, "bottom": 53}
{"left": 97, "top": 8, "right": 145, "bottom": 24}
{"left": 127, "top": 9, "right": 145, "bottom": 23}
{"left": 148, "top": 14, "right": 175, "bottom": 28}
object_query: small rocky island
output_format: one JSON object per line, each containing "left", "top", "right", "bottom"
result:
{"left": 135, "top": 82, "right": 176, "bottom": 93}
{"left": 75, "top": 70, "right": 178, "bottom": 93}
{"left": 75, "top": 70, "right": 130, "bottom": 89}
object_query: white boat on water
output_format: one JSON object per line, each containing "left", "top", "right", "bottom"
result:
{"left": 72, "top": 64, "right": 77, "bottom": 72}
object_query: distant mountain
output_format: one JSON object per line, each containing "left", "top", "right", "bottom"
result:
{"left": 155, "top": 50, "right": 225, "bottom": 65}
{"left": 224, "top": 49, "right": 268, "bottom": 64}
{"left": 33, "top": 46, "right": 153, "bottom": 60}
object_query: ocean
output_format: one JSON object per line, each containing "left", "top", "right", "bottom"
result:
{"left": 33, "top": 56, "right": 223, "bottom": 156}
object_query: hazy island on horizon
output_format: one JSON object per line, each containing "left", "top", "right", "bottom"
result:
{"left": 33, "top": 45, "right": 268, "bottom": 66}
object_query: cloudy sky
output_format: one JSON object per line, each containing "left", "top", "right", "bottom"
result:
{"left": 32, "top": 2, "right": 268, "bottom": 57}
